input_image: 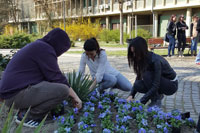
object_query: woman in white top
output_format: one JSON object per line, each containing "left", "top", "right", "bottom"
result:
{"left": 78, "top": 38, "right": 132, "bottom": 95}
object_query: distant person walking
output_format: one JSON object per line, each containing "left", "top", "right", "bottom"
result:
{"left": 176, "top": 15, "right": 188, "bottom": 57}
{"left": 190, "top": 15, "right": 199, "bottom": 56}
{"left": 167, "top": 14, "right": 177, "bottom": 57}
{"left": 196, "top": 15, "right": 200, "bottom": 65}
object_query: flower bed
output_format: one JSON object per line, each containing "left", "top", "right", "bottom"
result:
{"left": 54, "top": 91, "right": 196, "bottom": 133}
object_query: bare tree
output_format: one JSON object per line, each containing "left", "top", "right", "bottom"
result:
{"left": 0, "top": 0, "right": 11, "bottom": 33}
{"left": 119, "top": 0, "right": 124, "bottom": 45}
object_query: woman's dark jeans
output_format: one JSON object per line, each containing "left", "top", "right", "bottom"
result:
{"left": 132, "top": 71, "right": 178, "bottom": 101}
{"left": 167, "top": 34, "right": 175, "bottom": 56}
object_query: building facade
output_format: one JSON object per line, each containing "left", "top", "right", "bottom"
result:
{"left": 10, "top": 0, "right": 200, "bottom": 37}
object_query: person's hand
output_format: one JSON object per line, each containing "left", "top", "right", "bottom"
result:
{"left": 72, "top": 97, "right": 82, "bottom": 109}
{"left": 191, "top": 36, "right": 193, "bottom": 40}
{"left": 126, "top": 96, "right": 133, "bottom": 102}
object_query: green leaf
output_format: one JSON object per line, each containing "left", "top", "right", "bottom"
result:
{"left": 2, "top": 103, "right": 15, "bottom": 133}
{"left": 15, "top": 107, "right": 31, "bottom": 133}
{"left": 67, "top": 70, "right": 95, "bottom": 102}
{"left": 0, "top": 101, "right": 5, "bottom": 115}
{"left": 34, "top": 114, "right": 48, "bottom": 133}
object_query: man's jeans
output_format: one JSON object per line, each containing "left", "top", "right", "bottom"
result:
{"left": 191, "top": 37, "right": 198, "bottom": 55}
{"left": 99, "top": 73, "right": 132, "bottom": 92}
{"left": 5, "top": 81, "right": 69, "bottom": 120}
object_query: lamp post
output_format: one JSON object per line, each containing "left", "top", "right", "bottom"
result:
{"left": 119, "top": 0, "right": 124, "bottom": 45}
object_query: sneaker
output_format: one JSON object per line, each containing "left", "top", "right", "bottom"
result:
{"left": 15, "top": 114, "right": 41, "bottom": 128}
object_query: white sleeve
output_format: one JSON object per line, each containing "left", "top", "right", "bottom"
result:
{"left": 95, "top": 51, "right": 107, "bottom": 83}
{"left": 78, "top": 53, "right": 86, "bottom": 76}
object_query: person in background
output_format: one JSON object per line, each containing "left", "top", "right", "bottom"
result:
{"left": 126, "top": 37, "right": 178, "bottom": 107}
{"left": 166, "top": 14, "right": 177, "bottom": 57}
{"left": 195, "top": 15, "right": 200, "bottom": 65}
{"left": 0, "top": 28, "right": 82, "bottom": 128}
{"left": 78, "top": 38, "right": 132, "bottom": 96}
{"left": 176, "top": 14, "right": 188, "bottom": 57}
{"left": 190, "top": 15, "right": 199, "bottom": 56}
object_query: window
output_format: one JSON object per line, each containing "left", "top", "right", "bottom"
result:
{"left": 83, "top": 0, "right": 86, "bottom": 7}
{"left": 89, "top": 0, "right": 92, "bottom": 6}
{"left": 94, "top": 0, "right": 97, "bottom": 6}
{"left": 100, "top": 0, "right": 104, "bottom": 4}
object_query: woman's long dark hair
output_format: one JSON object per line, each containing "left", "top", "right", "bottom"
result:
{"left": 128, "top": 37, "right": 148, "bottom": 79}
{"left": 84, "top": 37, "right": 103, "bottom": 56}
{"left": 170, "top": 14, "right": 176, "bottom": 22}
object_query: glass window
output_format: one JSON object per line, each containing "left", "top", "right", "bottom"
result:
{"left": 89, "top": 0, "right": 92, "bottom": 6}
{"left": 94, "top": 0, "right": 97, "bottom": 6}
{"left": 83, "top": 0, "right": 86, "bottom": 7}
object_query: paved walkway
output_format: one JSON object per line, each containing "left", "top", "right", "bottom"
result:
{"left": 58, "top": 53, "right": 200, "bottom": 122}
{"left": 1, "top": 49, "right": 200, "bottom": 122}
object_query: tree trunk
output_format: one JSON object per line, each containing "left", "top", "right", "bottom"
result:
{"left": 119, "top": 2, "right": 123, "bottom": 45}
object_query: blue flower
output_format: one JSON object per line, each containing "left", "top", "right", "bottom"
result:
{"left": 63, "top": 100, "right": 68, "bottom": 106}
{"left": 98, "top": 102, "right": 103, "bottom": 109}
{"left": 70, "top": 115, "right": 74, "bottom": 120}
{"left": 164, "top": 127, "right": 168, "bottom": 133}
{"left": 64, "top": 127, "right": 71, "bottom": 132}
{"left": 53, "top": 115, "right": 56, "bottom": 121}
{"left": 91, "top": 124, "right": 96, "bottom": 127}
{"left": 83, "top": 124, "right": 89, "bottom": 129}
{"left": 103, "top": 128, "right": 111, "bottom": 133}
{"left": 78, "top": 121, "right": 84, "bottom": 128}
{"left": 141, "top": 119, "right": 148, "bottom": 126}
{"left": 123, "top": 104, "right": 131, "bottom": 110}
{"left": 61, "top": 116, "right": 65, "bottom": 124}
{"left": 188, "top": 117, "right": 194, "bottom": 122}
{"left": 118, "top": 98, "right": 127, "bottom": 104}
{"left": 99, "top": 112, "right": 106, "bottom": 118}
{"left": 153, "top": 115, "right": 157, "bottom": 118}
{"left": 148, "top": 130, "right": 154, "bottom": 133}
{"left": 90, "top": 96, "right": 97, "bottom": 101}
{"left": 84, "top": 112, "right": 89, "bottom": 117}
{"left": 165, "top": 122, "right": 172, "bottom": 127}
{"left": 139, "top": 105, "right": 143, "bottom": 111}
{"left": 120, "top": 125, "right": 126, "bottom": 131}
{"left": 156, "top": 124, "right": 162, "bottom": 129}
{"left": 132, "top": 107, "right": 137, "bottom": 112}
{"left": 90, "top": 107, "right": 95, "bottom": 111}
{"left": 138, "top": 128, "right": 146, "bottom": 133}
{"left": 73, "top": 108, "right": 78, "bottom": 114}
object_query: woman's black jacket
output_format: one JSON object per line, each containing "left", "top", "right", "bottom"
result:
{"left": 132, "top": 52, "right": 177, "bottom": 104}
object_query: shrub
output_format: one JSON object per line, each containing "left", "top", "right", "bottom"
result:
{"left": 99, "top": 29, "right": 129, "bottom": 43}
{"left": 130, "top": 29, "right": 152, "bottom": 41}
{"left": 0, "top": 33, "right": 41, "bottom": 49}
{"left": 64, "top": 18, "right": 101, "bottom": 41}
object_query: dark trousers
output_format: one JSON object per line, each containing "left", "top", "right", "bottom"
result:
{"left": 132, "top": 71, "right": 178, "bottom": 99}
{"left": 5, "top": 81, "right": 70, "bottom": 120}
{"left": 177, "top": 34, "right": 186, "bottom": 52}
{"left": 197, "top": 114, "right": 200, "bottom": 132}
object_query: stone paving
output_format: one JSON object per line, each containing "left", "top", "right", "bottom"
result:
{"left": 58, "top": 53, "right": 200, "bottom": 122}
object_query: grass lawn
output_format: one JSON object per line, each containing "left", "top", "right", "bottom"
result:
{"left": 74, "top": 41, "right": 128, "bottom": 48}
{"left": 67, "top": 48, "right": 191, "bottom": 57}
